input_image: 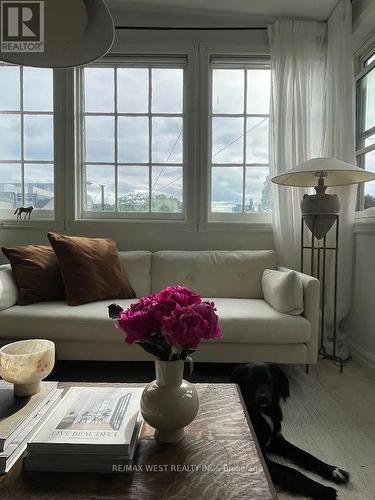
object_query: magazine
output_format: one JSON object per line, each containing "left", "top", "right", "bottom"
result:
{"left": 28, "top": 387, "right": 143, "bottom": 455}
{"left": 0, "top": 389, "right": 63, "bottom": 473}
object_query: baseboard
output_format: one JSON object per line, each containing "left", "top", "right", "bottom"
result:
{"left": 349, "top": 341, "right": 375, "bottom": 373}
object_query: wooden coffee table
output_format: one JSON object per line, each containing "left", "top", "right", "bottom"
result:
{"left": 0, "top": 382, "right": 276, "bottom": 499}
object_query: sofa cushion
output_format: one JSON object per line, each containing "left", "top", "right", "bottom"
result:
{"left": 0, "top": 265, "right": 18, "bottom": 311}
{"left": 0, "top": 298, "right": 310, "bottom": 345}
{"left": 209, "top": 298, "right": 310, "bottom": 344}
{"left": 117, "top": 251, "right": 151, "bottom": 297}
{"left": 2, "top": 245, "right": 65, "bottom": 305}
{"left": 262, "top": 269, "right": 304, "bottom": 315}
{"left": 151, "top": 250, "right": 277, "bottom": 298}
{"left": 47, "top": 233, "right": 135, "bottom": 306}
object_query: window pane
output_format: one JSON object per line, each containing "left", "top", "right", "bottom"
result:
{"left": 118, "top": 166, "right": 149, "bottom": 212}
{"left": 152, "top": 117, "right": 183, "bottom": 163}
{"left": 247, "top": 69, "right": 270, "bottom": 115}
{"left": 152, "top": 68, "right": 183, "bottom": 114}
{"left": 246, "top": 117, "right": 269, "bottom": 164}
{"left": 365, "top": 53, "right": 375, "bottom": 66}
{"left": 24, "top": 115, "right": 53, "bottom": 161}
{"left": 118, "top": 68, "right": 148, "bottom": 113}
{"left": 0, "top": 66, "right": 20, "bottom": 111}
{"left": 211, "top": 166, "right": 243, "bottom": 213}
{"left": 84, "top": 68, "right": 114, "bottom": 113}
{"left": 364, "top": 150, "right": 375, "bottom": 209}
{"left": 365, "top": 135, "right": 375, "bottom": 147}
{"left": 23, "top": 67, "right": 53, "bottom": 112}
{"left": 85, "top": 165, "right": 115, "bottom": 211}
{"left": 212, "top": 69, "right": 244, "bottom": 114}
{"left": 359, "top": 68, "right": 375, "bottom": 132}
{"left": 85, "top": 116, "right": 114, "bottom": 162}
{"left": 118, "top": 116, "right": 148, "bottom": 163}
{"left": 152, "top": 166, "right": 182, "bottom": 213}
{"left": 24, "top": 164, "right": 54, "bottom": 209}
{"left": 0, "top": 164, "right": 21, "bottom": 210}
{"left": 245, "top": 168, "right": 270, "bottom": 213}
{"left": 0, "top": 114, "right": 21, "bottom": 160}
{"left": 212, "top": 117, "right": 243, "bottom": 163}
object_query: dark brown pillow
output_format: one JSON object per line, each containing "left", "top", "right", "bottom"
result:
{"left": 2, "top": 245, "right": 65, "bottom": 305}
{"left": 47, "top": 233, "right": 135, "bottom": 306}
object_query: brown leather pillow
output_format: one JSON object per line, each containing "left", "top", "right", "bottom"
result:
{"left": 47, "top": 233, "right": 135, "bottom": 306}
{"left": 2, "top": 245, "right": 65, "bottom": 305}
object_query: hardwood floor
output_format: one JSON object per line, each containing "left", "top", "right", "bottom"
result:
{"left": 276, "top": 360, "right": 375, "bottom": 500}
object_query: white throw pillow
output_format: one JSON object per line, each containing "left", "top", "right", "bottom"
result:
{"left": 262, "top": 269, "right": 304, "bottom": 315}
{"left": 0, "top": 267, "right": 18, "bottom": 311}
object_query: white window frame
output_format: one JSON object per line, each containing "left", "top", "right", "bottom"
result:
{"left": 0, "top": 64, "right": 65, "bottom": 224}
{"left": 76, "top": 56, "right": 190, "bottom": 224}
{"left": 355, "top": 40, "right": 375, "bottom": 219}
{"left": 199, "top": 44, "right": 272, "bottom": 232}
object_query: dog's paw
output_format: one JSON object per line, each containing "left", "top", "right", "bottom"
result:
{"left": 313, "top": 485, "right": 337, "bottom": 500}
{"left": 331, "top": 466, "right": 350, "bottom": 484}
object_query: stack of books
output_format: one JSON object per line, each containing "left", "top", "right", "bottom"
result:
{"left": 0, "top": 381, "right": 62, "bottom": 474}
{"left": 23, "top": 386, "right": 143, "bottom": 473}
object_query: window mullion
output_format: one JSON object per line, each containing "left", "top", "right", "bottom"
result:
{"left": 114, "top": 67, "right": 118, "bottom": 213}
{"left": 148, "top": 66, "right": 152, "bottom": 214}
{"left": 20, "top": 66, "right": 25, "bottom": 207}
{"left": 242, "top": 68, "right": 247, "bottom": 213}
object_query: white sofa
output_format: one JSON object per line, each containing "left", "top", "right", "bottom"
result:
{"left": 0, "top": 250, "right": 319, "bottom": 365}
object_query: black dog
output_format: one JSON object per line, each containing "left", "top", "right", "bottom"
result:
{"left": 230, "top": 363, "right": 349, "bottom": 500}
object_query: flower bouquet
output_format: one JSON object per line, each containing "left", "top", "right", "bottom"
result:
{"left": 108, "top": 285, "right": 222, "bottom": 361}
{"left": 108, "top": 286, "right": 222, "bottom": 442}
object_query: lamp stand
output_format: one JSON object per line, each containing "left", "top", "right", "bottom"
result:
{"left": 300, "top": 214, "right": 346, "bottom": 373}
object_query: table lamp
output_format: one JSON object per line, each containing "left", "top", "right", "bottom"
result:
{"left": 271, "top": 157, "right": 375, "bottom": 239}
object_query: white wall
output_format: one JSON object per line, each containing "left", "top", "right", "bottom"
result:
{"left": 345, "top": 228, "right": 375, "bottom": 364}
{"left": 345, "top": 0, "right": 375, "bottom": 365}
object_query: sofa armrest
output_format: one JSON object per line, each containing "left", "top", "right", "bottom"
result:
{"left": 0, "top": 265, "right": 18, "bottom": 311}
{"left": 278, "top": 266, "right": 320, "bottom": 364}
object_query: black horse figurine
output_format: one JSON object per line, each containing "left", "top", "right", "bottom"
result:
{"left": 14, "top": 206, "right": 34, "bottom": 220}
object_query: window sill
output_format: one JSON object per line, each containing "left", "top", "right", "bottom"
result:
{"left": 199, "top": 221, "right": 273, "bottom": 232}
{"left": 0, "top": 220, "right": 63, "bottom": 230}
{"left": 67, "top": 218, "right": 196, "bottom": 232}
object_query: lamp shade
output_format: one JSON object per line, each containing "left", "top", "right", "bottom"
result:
{"left": 0, "top": 0, "right": 114, "bottom": 68}
{"left": 271, "top": 157, "right": 375, "bottom": 187}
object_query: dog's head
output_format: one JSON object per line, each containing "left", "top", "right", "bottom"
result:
{"left": 230, "top": 363, "right": 290, "bottom": 412}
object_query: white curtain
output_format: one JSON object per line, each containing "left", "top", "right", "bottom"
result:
{"left": 268, "top": 20, "right": 327, "bottom": 269}
{"left": 268, "top": 0, "right": 356, "bottom": 359}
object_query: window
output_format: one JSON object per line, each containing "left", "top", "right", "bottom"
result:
{"left": 356, "top": 49, "right": 375, "bottom": 211}
{"left": 80, "top": 61, "right": 185, "bottom": 219}
{"left": 0, "top": 63, "right": 54, "bottom": 218}
{"left": 209, "top": 59, "right": 271, "bottom": 219}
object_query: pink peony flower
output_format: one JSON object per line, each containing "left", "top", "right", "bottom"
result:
{"left": 161, "top": 302, "right": 222, "bottom": 349}
{"left": 117, "top": 295, "right": 159, "bottom": 344}
{"left": 153, "top": 286, "right": 201, "bottom": 322}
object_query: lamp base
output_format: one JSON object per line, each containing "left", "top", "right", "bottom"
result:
{"left": 301, "top": 192, "right": 340, "bottom": 240}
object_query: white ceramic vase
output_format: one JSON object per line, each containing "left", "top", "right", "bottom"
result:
{"left": 140, "top": 359, "right": 199, "bottom": 443}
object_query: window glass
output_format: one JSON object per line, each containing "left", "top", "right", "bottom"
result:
{"left": 0, "top": 64, "right": 54, "bottom": 215}
{"left": 82, "top": 64, "right": 184, "bottom": 215}
{"left": 210, "top": 63, "right": 271, "bottom": 215}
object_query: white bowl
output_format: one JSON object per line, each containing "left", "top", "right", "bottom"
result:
{"left": 0, "top": 339, "right": 55, "bottom": 397}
